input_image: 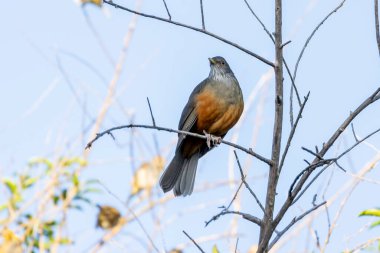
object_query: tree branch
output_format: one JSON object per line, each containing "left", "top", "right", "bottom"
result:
{"left": 183, "top": 230, "right": 206, "bottom": 253}
{"left": 258, "top": 0, "right": 284, "bottom": 251}
{"left": 268, "top": 201, "right": 326, "bottom": 249}
{"left": 234, "top": 150, "right": 265, "bottom": 212}
{"left": 200, "top": 0, "right": 205, "bottom": 30}
{"left": 293, "top": 124, "right": 380, "bottom": 203}
{"left": 375, "top": 0, "right": 380, "bottom": 56}
{"left": 161, "top": 0, "right": 171, "bottom": 20}
{"left": 293, "top": 0, "right": 348, "bottom": 80}
{"left": 205, "top": 210, "right": 262, "bottom": 227}
{"left": 103, "top": 0, "right": 274, "bottom": 67}
{"left": 273, "top": 87, "right": 380, "bottom": 236}
{"left": 279, "top": 92, "right": 310, "bottom": 173}
{"left": 86, "top": 123, "right": 273, "bottom": 165}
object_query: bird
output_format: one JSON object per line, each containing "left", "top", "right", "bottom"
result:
{"left": 159, "top": 56, "right": 244, "bottom": 196}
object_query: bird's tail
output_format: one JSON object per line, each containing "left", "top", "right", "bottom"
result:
{"left": 174, "top": 153, "right": 199, "bottom": 196}
{"left": 159, "top": 154, "right": 184, "bottom": 193}
{"left": 159, "top": 153, "right": 199, "bottom": 196}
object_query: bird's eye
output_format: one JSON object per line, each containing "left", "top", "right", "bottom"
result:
{"left": 221, "top": 61, "right": 225, "bottom": 65}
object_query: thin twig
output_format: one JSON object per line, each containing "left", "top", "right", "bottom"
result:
{"left": 200, "top": 0, "right": 205, "bottom": 30}
{"left": 281, "top": 40, "right": 292, "bottom": 48}
{"left": 351, "top": 123, "right": 359, "bottom": 142}
{"left": 243, "top": 0, "right": 302, "bottom": 109}
{"left": 82, "top": 7, "right": 116, "bottom": 67}
{"left": 103, "top": 0, "right": 274, "bottom": 67}
{"left": 293, "top": 0, "right": 348, "bottom": 80}
{"left": 279, "top": 92, "right": 310, "bottom": 173}
{"left": 204, "top": 180, "right": 247, "bottom": 227}
{"left": 268, "top": 201, "right": 326, "bottom": 249}
{"left": 234, "top": 151, "right": 265, "bottom": 212}
{"left": 281, "top": 87, "right": 380, "bottom": 216}
{"left": 86, "top": 123, "right": 272, "bottom": 165}
{"left": 375, "top": 0, "right": 380, "bottom": 57}
{"left": 146, "top": 97, "right": 156, "bottom": 127}
{"left": 183, "top": 230, "right": 206, "bottom": 253}
{"left": 235, "top": 238, "right": 239, "bottom": 253}
{"left": 205, "top": 210, "right": 262, "bottom": 227}
{"left": 301, "top": 147, "right": 324, "bottom": 160}
{"left": 243, "top": 0, "right": 274, "bottom": 42}
{"left": 161, "top": 0, "right": 171, "bottom": 20}
{"left": 226, "top": 180, "right": 245, "bottom": 210}
{"left": 288, "top": 159, "right": 334, "bottom": 197}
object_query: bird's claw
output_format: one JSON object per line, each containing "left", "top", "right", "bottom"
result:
{"left": 203, "top": 130, "right": 222, "bottom": 149}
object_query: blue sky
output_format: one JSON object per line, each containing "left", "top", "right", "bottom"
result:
{"left": 1, "top": 0, "right": 380, "bottom": 252}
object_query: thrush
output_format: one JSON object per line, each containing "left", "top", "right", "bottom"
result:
{"left": 159, "top": 56, "right": 244, "bottom": 196}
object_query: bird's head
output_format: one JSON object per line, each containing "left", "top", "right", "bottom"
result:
{"left": 208, "top": 56, "right": 234, "bottom": 80}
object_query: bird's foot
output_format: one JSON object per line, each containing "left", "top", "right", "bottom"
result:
{"left": 203, "top": 130, "right": 222, "bottom": 149}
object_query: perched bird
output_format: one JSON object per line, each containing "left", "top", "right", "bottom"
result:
{"left": 159, "top": 56, "right": 244, "bottom": 196}
{"left": 96, "top": 205, "right": 121, "bottom": 229}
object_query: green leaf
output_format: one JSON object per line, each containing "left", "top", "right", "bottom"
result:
{"left": 29, "top": 157, "right": 53, "bottom": 171}
{"left": 59, "top": 237, "right": 72, "bottom": 245}
{"left": 72, "top": 173, "right": 80, "bottom": 188}
{"left": 0, "top": 204, "right": 8, "bottom": 212}
{"left": 370, "top": 220, "right": 380, "bottom": 228}
{"left": 359, "top": 209, "right": 380, "bottom": 217}
{"left": 85, "top": 179, "right": 100, "bottom": 185}
{"left": 69, "top": 204, "right": 83, "bottom": 211}
{"left": 3, "top": 178, "right": 18, "bottom": 194}
{"left": 212, "top": 245, "right": 220, "bottom": 253}
{"left": 61, "top": 189, "right": 68, "bottom": 200}
{"left": 73, "top": 195, "right": 92, "bottom": 205}
{"left": 53, "top": 195, "right": 60, "bottom": 205}
{"left": 60, "top": 157, "right": 87, "bottom": 168}
{"left": 82, "top": 188, "right": 102, "bottom": 194}
{"left": 20, "top": 175, "right": 37, "bottom": 189}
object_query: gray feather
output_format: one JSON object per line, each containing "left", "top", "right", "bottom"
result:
{"left": 159, "top": 154, "right": 184, "bottom": 193}
{"left": 173, "top": 153, "right": 199, "bottom": 196}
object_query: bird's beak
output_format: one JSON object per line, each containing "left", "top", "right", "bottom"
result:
{"left": 208, "top": 57, "right": 216, "bottom": 65}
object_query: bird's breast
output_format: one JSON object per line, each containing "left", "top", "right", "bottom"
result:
{"left": 195, "top": 87, "right": 243, "bottom": 136}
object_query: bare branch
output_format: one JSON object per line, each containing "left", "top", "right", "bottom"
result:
{"left": 258, "top": 0, "right": 284, "bottom": 251}
{"left": 243, "top": 0, "right": 302, "bottom": 111}
{"left": 200, "top": 0, "right": 205, "bottom": 30}
{"left": 103, "top": 0, "right": 274, "bottom": 67}
{"left": 301, "top": 146, "right": 324, "bottom": 160}
{"left": 351, "top": 123, "right": 359, "bottom": 142}
{"left": 146, "top": 97, "right": 156, "bottom": 127}
{"left": 183, "top": 230, "right": 206, "bottom": 253}
{"left": 161, "top": 0, "right": 171, "bottom": 20}
{"left": 82, "top": 7, "right": 116, "bottom": 67}
{"left": 205, "top": 210, "right": 262, "bottom": 227}
{"left": 86, "top": 123, "right": 272, "bottom": 165}
{"left": 243, "top": 0, "right": 274, "bottom": 42}
{"left": 234, "top": 150, "right": 265, "bottom": 212}
{"left": 375, "top": 0, "right": 380, "bottom": 56}
{"left": 280, "top": 40, "right": 291, "bottom": 49}
{"left": 293, "top": 0, "right": 348, "bottom": 80}
{"left": 268, "top": 201, "right": 326, "bottom": 249}
{"left": 275, "top": 87, "right": 380, "bottom": 235}
{"left": 279, "top": 92, "right": 310, "bottom": 173}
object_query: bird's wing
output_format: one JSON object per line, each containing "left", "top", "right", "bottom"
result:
{"left": 176, "top": 79, "right": 208, "bottom": 150}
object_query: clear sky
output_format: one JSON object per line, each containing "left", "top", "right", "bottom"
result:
{"left": 1, "top": 0, "right": 380, "bottom": 252}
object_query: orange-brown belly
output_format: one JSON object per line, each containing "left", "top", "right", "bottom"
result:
{"left": 195, "top": 89, "right": 243, "bottom": 136}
